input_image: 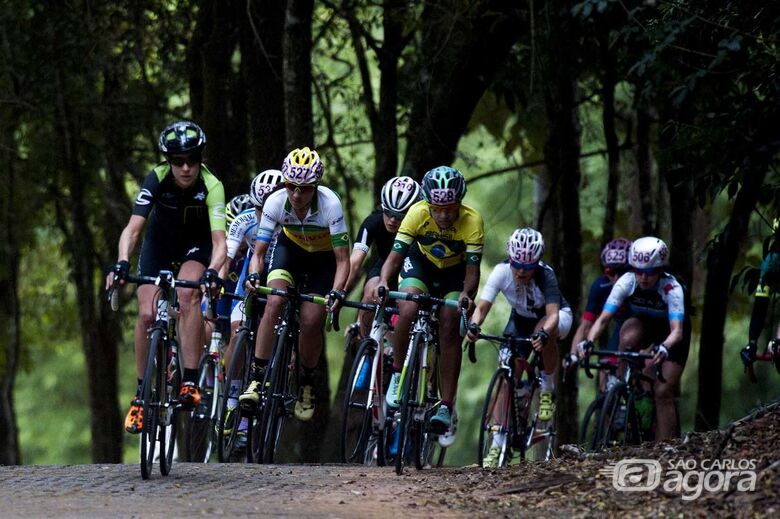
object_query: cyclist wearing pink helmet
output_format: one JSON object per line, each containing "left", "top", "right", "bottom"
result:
{"left": 467, "top": 228, "right": 573, "bottom": 437}
{"left": 580, "top": 236, "right": 689, "bottom": 441}
{"left": 240, "top": 147, "right": 349, "bottom": 424}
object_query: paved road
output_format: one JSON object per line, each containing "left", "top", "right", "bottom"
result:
{"left": 0, "top": 463, "right": 473, "bottom": 518}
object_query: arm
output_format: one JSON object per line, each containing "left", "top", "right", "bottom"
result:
{"left": 331, "top": 245, "right": 350, "bottom": 292}
{"left": 466, "top": 299, "right": 492, "bottom": 341}
{"left": 461, "top": 263, "right": 480, "bottom": 301}
{"left": 377, "top": 250, "right": 404, "bottom": 294}
{"left": 345, "top": 249, "right": 367, "bottom": 295}
{"left": 208, "top": 230, "right": 227, "bottom": 273}
{"left": 105, "top": 215, "right": 145, "bottom": 289}
{"left": 569, "top": 319, "right": 594, "bottom": 355}
{"left": 586, "top": 309, "right": 615, "bottom": 345}
{"left": 541, "top": 302, "right": 559, "bottom": 336}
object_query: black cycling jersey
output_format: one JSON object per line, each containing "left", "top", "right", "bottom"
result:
{"left": 353, "top": 210, "right": 394, "bottom": 262}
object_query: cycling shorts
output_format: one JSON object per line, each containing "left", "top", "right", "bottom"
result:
{"left": 137, "top": 231, "right": 211, "bottom": 277}
{"left": 627, "top": 314, "right": 690, "bottom": 367}
{"left": 398, "top": 243, "right": 465, "bottom": 299}
{"left": 267, "top": 231, "right": 336, "bottom": 295}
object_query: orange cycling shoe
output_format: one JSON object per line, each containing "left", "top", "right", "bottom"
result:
{"left": 125, "top": 401, "right": 143, "bottom": 434}
{"left": 178, "top": 381, "right": 201, "bottom": 407}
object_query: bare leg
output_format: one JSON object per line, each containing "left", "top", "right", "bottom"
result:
{"left": 134, "top": 284, "right": 158, "bottom": 379}
{"left": 438, "top": 306, "right": 462, "bottom": 403}
{"left": 653, "top": 361, "right": 683, "bottom": 441}
{"left": 177, "top": 260, "right": 207, "bottom": 370}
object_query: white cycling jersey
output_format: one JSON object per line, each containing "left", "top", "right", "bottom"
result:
{"left": 227, "top": 208, "right": 258, "bottom": 259}
{"left": 256, "top": 186, "right": 349, "bottom": 252}
{"left": 604, "top": 272, "right": 685, "bottom": 322}
{"left": 480, "top": 261, "right": 570, "bottom": 320}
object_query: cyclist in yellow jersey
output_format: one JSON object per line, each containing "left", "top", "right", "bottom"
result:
{"left": 377, "top": 166, "right": 483, "bottom": 432}
{"left": 240, "top": 147, "right": 349, "bottom": 421}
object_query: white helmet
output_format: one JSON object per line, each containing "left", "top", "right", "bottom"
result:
{"left": 226, "top": 194, "right": 253, "bottom": 224}
{"left": 380, "top": 176, "right": 422, "bottom": 215}
{"left": 249, "top": 169, "right": 284, "bottom": 207}
{"left": 282, "top": 147, "right": 323, "bottom": 185}
{"left": 507, "top": 228, "right": 545, "bottom": 264}
{"left": 629, "top": 236, "right": 669, "bottom": 270}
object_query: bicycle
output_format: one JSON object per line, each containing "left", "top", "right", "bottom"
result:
{"left": 247, "top": 284, "right": 330, "bottom": 464}
{"left": 580, "top": 345, "right": 662, "bottom": 451}
{"left": 337, "top": 287, "right": 398, "bottom": 465}
{"left": 108, "top": 269, "right": 202, "bottom": 479}
{"left": 742, "top": 338, "right": 780, "bottom": 383}
{"left": 469, "top": 331, "right": 556, "bottom": 467}
{"left": 571, "top": 354, "right": 621, "bottom": 452}
{"left": 389, "top": 291, "right": 462, "bottom": 475}
{"left": 216, "top": 292, "right": 266, "bottom": 462}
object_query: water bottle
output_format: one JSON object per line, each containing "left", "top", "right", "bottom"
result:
{"left": 355, "top": 358, "right": 371, "bottom": 390}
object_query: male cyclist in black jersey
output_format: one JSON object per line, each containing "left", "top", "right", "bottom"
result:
{"left": 106, "top": 121, "right": 227, "bottom": 434}
{"left": 376, "top": 166, "right": 484, "bottom": 433}
{"left": 344, "top": 176, "right": 422, "bottom": 338}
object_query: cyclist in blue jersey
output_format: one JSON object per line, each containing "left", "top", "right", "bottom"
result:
{"left": 106, "top": 121, "right": 227, "bottom": 434}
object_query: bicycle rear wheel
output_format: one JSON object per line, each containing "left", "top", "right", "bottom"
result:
{"left": 578, "top": 394, "right": 605, "bottom": 452}
{"left": 395, "top": 333, "right": 422, "bottom": 475}
{"left": 188, "top": 353, "right": 218, "bottom": 462}
{"left": 478, "top": 368, "right": 513, "bottom": 468}
{"left": 140, "top": 330, "right": 163, "bottom": 480}
{"left": 340, "top": 338, "right": 377, "bottom": 464}
{"left": 218, "top": 328, "right": 253, "bottom": 462}
{"left": 160, "top": 343, "right": 180, "bottom": 476}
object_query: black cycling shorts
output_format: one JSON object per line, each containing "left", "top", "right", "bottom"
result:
{"left": 631, "top": 314, "right": 691, "bottom": 367}
{"left": 398, "top": 243, "right": 465, "bottom": 298}
{"left": 137, "top": 228, "right": 211, "bottom": 277}
{"left": 267, "top": 232, "right": 336, "bottom": 295}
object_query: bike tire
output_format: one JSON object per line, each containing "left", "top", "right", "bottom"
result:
{"left": 340, "top": 338, "right": 377, "bottom": 464}
{"left": 140, "top": 330, "right": 163, "bottom": 480}
{"left": 596, "top": 382, "right": 640, "bottom": 450}
{"left": 260, "top": 324, "right": 293, "bottom": 464}
{"left": 416, "top": 346, "right": 444, "bottom": 470}
{"left": 188, "top": 354, "right": 217, "bottom": 463}
{"left": 478, "top": 368, "right": 513, "bottom": 468}
{"left": 218, "top": 328, "right": 253, "bottom": 462}
{"left": 160, "top": 342, "right": 181, "bottom": 476}
{"left": 525, "top": 380, "right": 556, "bottom": 462}
{"left": 395, "top": 332, "right": 422, "bottom": 475}
{"left": 578, "top": 394, "right": 605, "bottom": 452}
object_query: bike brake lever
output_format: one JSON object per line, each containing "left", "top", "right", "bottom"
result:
{"left": 467, "top": 341, "right": 476, "bottom": 363}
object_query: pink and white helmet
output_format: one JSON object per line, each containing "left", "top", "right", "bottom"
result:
{"left": 600, "top": 238, "right": 632, "bottom": 268}
{"left": 282, "top": 147, "right": 324, "bottom": 185}
{"left": 507, "top": 228, "right": 545, "bottom": 264}
{"left": 249, "top": 169, "right": 284, "bottom": 207}
{"left": 629, "top": 236, "right": 669, "bottom": 270}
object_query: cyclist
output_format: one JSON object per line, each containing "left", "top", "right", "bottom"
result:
{"left": 580, "top": 236, "right": 689, "bottom": 441}
{"left": 467, "top": 228, "right": 572, "bottom": 429}
{"left": 563, "top": 238, "right": 632, "bottom": 389}
{"left": 344, "top": 176, "right": 422, "bottom": 338}
{"left": 741, "top": 224, "right": 780, "bottom": 367}
{"left": 239, "top": 148, "right": 349, "bottom": 422}
{"left": 376, "top": 165, "right": 484, "bottom": 433}
{"left": 105, "top": 120, "right": 227, "bottom": 434}
{"left": 220, "top": 170, "right": 284, "bottom": 446}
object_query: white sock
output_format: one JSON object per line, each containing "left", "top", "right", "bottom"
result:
{"left": 491, "top": 432, "right": 506, "bottom": 448}
{"left": 540, "top": 372, "right": 555, "bottom": 392}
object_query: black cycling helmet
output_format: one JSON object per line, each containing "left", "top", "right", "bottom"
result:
{"left": 158, "top": 121, "right": 207, "bottom": 155}
{"left": 421, "top": 166, "right": 467, "bottom": 206}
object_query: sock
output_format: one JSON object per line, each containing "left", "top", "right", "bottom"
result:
{"left": 491, "top": 432, "right": 506, "bottom": 449}
{"left": 183, "top": 368, "right": 198, "bottom": 384}
{"left": 441, "top": 400, "right": 454, "bottom": 410}
{"left": 250, "top": 357, "right": 269, "bottom": 382}
{"left": 540, "top": 372, "right": 555, "bottom": 392}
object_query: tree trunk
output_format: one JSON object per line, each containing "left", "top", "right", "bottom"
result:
{"left": 634, "top": 103, "right": 656, "bottom": 236}
{"left": 542, "top": 1, "right": 583, "bottom": 447}
{"left": 284, "top": 0, "right": 314, "bottom": 149}
{"left": 241, "top": 0, "right": 287, "bottom": 170}
{"left": 696, "top": 170, "right": 766, "bottom": 431}
{"left": 191, "top": 0, "right": 241, "bottom": 195}
{"left": 401, "top": 0, "right": 522, "bottom": 178}
{"left": 598, "top": 30, "right": 620, "bottom": 244}
{"left": 0, "top": 118, "right": 21, "bottom": 465}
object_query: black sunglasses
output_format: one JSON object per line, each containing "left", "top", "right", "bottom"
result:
{"left": 383, "top": 209, "right": 406, "bottom": 221}
{"left": 168, "top": 154, "right": 201, "bottom": 167}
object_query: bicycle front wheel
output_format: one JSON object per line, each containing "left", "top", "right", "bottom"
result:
{"left": 478, "top": 368, "right": 513, "bottom": 468}
{"left": 395, "top": 332, "right": 422, "bottom": 475}
{"left": 340, "top": 338, "right": 377, "bottom": 464}
{"left": 160, "top": 342, "right": 181, "bottom": 476}
{"left": 140, "top": 330, "right": 163, "bottom": 480}
{"left": 188, "top": 353, "right": 218, "bottom": 463}
{"left": 578, "top": 394, "right": 605, "bottom": 452}
{"left": 597, "top": 382, "right": 640, "bottom": 450}
{"left": 260, "top": 325, "right": 293, "bottom": 464}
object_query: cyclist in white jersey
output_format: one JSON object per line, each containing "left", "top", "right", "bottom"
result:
{"left": 240, "top": 148, "right": 349, "bottom": 422}
{"left": 467, "top": 228, "right": 573, "bottom": 420}
{"left": 580, "top": 236, "right": 689, "bottom": 441}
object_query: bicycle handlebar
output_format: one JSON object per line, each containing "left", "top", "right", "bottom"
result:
{"left": 580, "top": 345, "right": 665, "bottom": 383}
{"left": 386, "top": 290, "right": 460, "bottom": 309}
{"left": 108, "top": 272, "right": 202, "bottom": 312}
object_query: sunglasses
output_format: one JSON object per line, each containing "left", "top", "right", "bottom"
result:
{"left": 633, "top": 267, "right": 660, "bottom": 276}
{"left": 284, "top": 182, "right": 316, "bottom": 193}
{"left": 383, "top": 209, "right": 406, "bottom": 221}
{"left": 168, "top": 154, "right": 201, "bottom": 167}
{"left": 510, "top": 260, "right": 537, "bottom": 271}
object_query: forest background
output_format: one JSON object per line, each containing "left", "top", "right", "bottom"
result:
{"left": 1, "top": 0, "right": 779, "bottom": 465}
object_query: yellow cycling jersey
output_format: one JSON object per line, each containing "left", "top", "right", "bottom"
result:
{"left": 393, "top": 200, "right": 484, "bottom": 268}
